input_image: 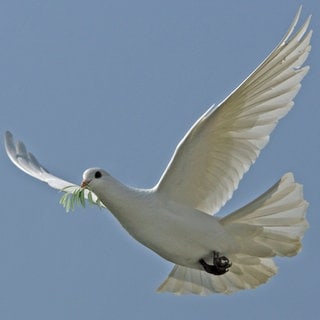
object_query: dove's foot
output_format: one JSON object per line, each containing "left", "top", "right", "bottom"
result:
{"left": 199, "top": 251, "right": 232, "bottom": 275}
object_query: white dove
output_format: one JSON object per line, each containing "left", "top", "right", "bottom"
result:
{"left": 5, "top": 8, "right": 311, "bottom": 295}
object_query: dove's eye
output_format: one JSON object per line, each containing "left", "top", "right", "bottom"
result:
{"left": 94, "top": 171, "right": 102, "bottom": 179}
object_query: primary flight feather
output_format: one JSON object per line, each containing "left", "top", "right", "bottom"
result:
{"left": 5, "top": 8, "right": 310, "bottom": 295}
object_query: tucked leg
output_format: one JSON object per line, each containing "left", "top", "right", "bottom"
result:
{"left": 199, "top": 251, "right": 232, "bottom": 275}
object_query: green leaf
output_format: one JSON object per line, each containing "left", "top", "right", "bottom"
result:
{"left": 88, "top": 191, "right": 93, "bottom": 204}
{"left": 79, "top": 189, "right": 86, "bottom": 207}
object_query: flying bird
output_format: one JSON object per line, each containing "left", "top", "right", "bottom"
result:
{"left": 5, "top": 8, "right": 311, "bottom": 295}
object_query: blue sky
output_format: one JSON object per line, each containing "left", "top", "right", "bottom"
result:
{"left": 1, "top": 1, "right": 319, "bottom": 319}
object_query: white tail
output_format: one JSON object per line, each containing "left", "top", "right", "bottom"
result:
{"left": 157, "top": 173, "right": 308, "bottom": 295}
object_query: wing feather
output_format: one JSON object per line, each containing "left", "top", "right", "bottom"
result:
{"left": 4, "top": 131, "right": 100, "bottom": 203}
{"left": 155, "top": 8, "right": 311, "bottom": 215}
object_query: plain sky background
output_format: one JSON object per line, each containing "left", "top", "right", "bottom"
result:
{"left": 1, "top": 1, "right": 319, "bottom": 319}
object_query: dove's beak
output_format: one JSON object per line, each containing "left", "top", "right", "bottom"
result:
{"left": 81, "top": 179, "right": 90, "bottom": 188}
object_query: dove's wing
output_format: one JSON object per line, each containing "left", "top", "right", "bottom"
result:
{"left": 155, "top": 8, "right": 311, "bottom": 215}
{"left": 5, "top": 131, "right": 77, "bottom": 191}
{"left": 5, "top": 131, "right": 103, "bottom": 207}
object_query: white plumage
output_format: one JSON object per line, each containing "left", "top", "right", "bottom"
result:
{"left": 158, "top": 173, "right": 308, "bottom": 294}
{"left": 5, "top": 8, "right": 310, "bottom": 295}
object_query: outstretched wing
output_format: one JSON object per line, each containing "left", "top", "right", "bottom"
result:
{"left": 155, "top": 8, "right": 311, "bottom": 215}
{"left": 5, "top": 131, "right": 77, "bottom": 191}
{"left": 5, "top": 131, "right": 101, "bottom": 205}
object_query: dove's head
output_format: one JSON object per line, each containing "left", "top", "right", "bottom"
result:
{"left": 81, "top": 168, "right": 110, "bottom": 190}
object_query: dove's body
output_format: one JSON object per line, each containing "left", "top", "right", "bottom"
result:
{"left": 88, "top": 172, "right": 236, "bottom": 269}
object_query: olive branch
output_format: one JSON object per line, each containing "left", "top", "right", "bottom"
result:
{"left": 59, "top": 186, "right": 102, "bottom": 212}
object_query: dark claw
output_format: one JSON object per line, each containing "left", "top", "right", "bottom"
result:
{"left": 199, "top": 251, "right": 232, "bottom": 275}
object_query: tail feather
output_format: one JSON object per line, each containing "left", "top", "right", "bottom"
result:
{"left": 221, "top": 172, "right": 309, "bottom": 257}
{"left": 157, "top": 255, "right": 277, "bottom": 295}
{"left": 157, "top": 173, "right": 308, "bottom": 295}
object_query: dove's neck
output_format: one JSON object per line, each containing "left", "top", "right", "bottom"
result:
{"left": 91, "top": 174, "right": 154, "bottom": 222}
